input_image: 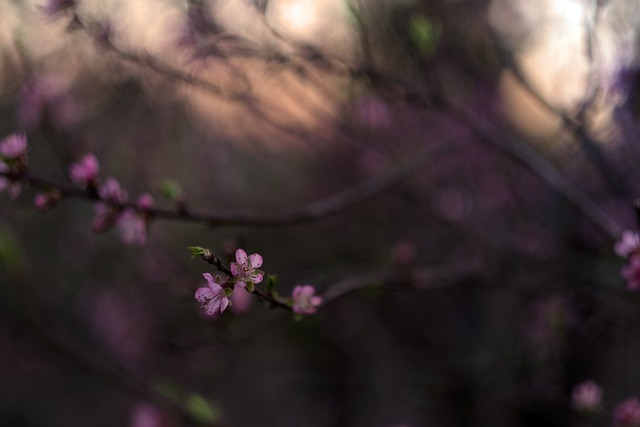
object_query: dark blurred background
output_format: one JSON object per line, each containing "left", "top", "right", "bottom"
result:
{"left": 1, "top": 0, "right": 640, "bottom": 425}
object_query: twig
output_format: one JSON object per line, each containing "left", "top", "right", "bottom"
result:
{"left": 199, "top": 250, "right": 291, "bottom": 310}
{"left": 2, "top": 138, "right": 456, "bottom": 227}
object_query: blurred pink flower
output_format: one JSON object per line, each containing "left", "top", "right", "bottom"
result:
{"left": 613, "top": 397, "right": 640, "bottom": 427}
{"left": 622, "top": 257, "right": 640, "bottom": 291}
{"left": 291, "top": 285, "right": 322, "bottom": 315}
{"left": 33, "top": 192, "right": 58, "bottom": 212}
{"left": 195, "top": 273, "right": 230, "bottom": 315}
{"left": 137, "top": 193, "right": 154, "bottom": 211}
{"left": 0, "top": 161, "right": 21, "bottom": 199}
{"left": 69, "top": 154, "right": 99, "bottom": 185}
{"left": 0, "top": 133, "right": 27, "bottom": 159}
{"left": 131, "top": 402, "right": 164, "bottom": 427}
{"left": 92, "top": 203, "right": 118, "bottom": 233}
{"left": 118, "top": 210, "right": 147, "bottom": 245}
{"left": 90, "top": 289, "right": 152, "bottom": 365}
{"left": 17, "top": 77, "right": 80, "bottom": 129}
{"left": 230, "top": 248, "right": 264, "bottom": 289}
{"left": 99, "top": 177, "right": 128, "bottom": 204}
{"left": 615, "top": 230, "right": 640, "bottom": 258}
{"left": 230, "top": 285, "right": 253, "bottom": 313}
{"left": 571, "top": 380, "right": 602, "bottom": 412}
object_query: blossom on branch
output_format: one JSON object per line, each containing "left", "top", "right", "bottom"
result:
{"left": 571, "top": 380, "right": 602, "bottom": 412}
{"left": 622, "top": 257, "right": 640, "bottom": 291}
{"left": 0, "top": 161, "right": 21, "bottom": 199}
{"left": 230, "top": 248, "right": 264, "bottom": 290}
{"left": 117, "top": 211, "right": 147, "bottom": 245}
{"left": 69, "top": 154, "right": 99, "bottom": 185}
{"left": 291, "top": 285, "right": 322, "bottom": 315}
{"left": 98, "top": 177, "right": 128, "bottom": 204}
{"left": 615, "top": 230, "right": 640, "bottom": 259}
{"left": 613, "top": 397, "right": 640, "bottom": 427}
{"left": 116, "top": 194, "right": 154, "bottom": 246}
{"left": 0, "top": 133, "right": 27, "bottom": 159}
{"left": 195, "top": 273, "right": 230, "bottom": 316}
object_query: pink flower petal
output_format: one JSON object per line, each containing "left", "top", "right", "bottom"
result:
{"left": 235, "top": 248, "right": 248, "bottom": 264}
{"left": 249, "top": 253, "right": 263, "bottom": 268}
{"left": 251, "top": 272, "right": 264, "bottom": 284}
{"left": 202, "top": 273, "right": 215, "bottom": 285}
{"left": 220, "top": 297, "right": 229, "bottom": 313}
{"left": 195, "top": 287, "right": 214, "bottom": 303}
{"left": 230, "top": 263, "right": 241, "bottom": 277}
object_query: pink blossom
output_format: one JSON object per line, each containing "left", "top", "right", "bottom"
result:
{"left": 69, "top": 154, "right": 99, "bottom": 185}
{"left": 622, "top": 257, "right": 640, "bottom": 291}
{"left": 291, "top": 285, "right": 322, "bottom": 315}
{"left": 230, "top": 248, "right": 264, "bottom": 289}
{"left": 92, "top": 203, "right": 118, "bottom": 233}
{"left": 117, "top": 210, "right": 147, "bottom": 245}
{"left": 131, "top": 402, "right": 164, "bottom": 427}
{"left": 571, "top": 380, "right": 602, "bottom": 412}
{"left": 195, "top": 273, "right": 230, "bottom": 315}
{"left": 34, "top": 192, "right": 58, "bottom": 212}
{"left": 0, "top": 133, "right": 27, "bottom": 159}
{"left": 137, "top": 193, "right": 154, "bottom": 211}
{"left": 0, "top": 161, "right": 21, "bottom": 199}
{"left": 615, "top": 230, "right": 640, "bottom": 258}
{"left": 98, "top": 177, "right": 128, "bottom": 204}
{"left": 613, "top": 397, "right": 640, "bottom": 427}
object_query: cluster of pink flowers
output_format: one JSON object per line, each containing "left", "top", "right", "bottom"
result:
{"left": 0, "top": 133, "right": 28, "bottom": 199}
{"left": 615, "top": 230, "right": 640, "bottom": 291}
{"left": 67, "top": 154, "right": 153, "bottom": 245}
{"left": 194, "top": 249, "right": 264, "bottom": 316}
{"left": 194, "top": 249, "right": 322, "bottom": 317}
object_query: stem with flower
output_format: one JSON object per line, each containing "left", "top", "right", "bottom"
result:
{"left": 189, "top": 246, "right": 322, "bottom": 318}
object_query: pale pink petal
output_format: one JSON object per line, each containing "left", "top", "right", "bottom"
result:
{"left": 249, "top": 253, "right": 263, "bottom": 268}
{"left": 251, "top": 272, "right": 264, "bottom": 284}
{"left": 195, "top": 287, "right": 214, "bottom": 303}
{"left": 230, "top": 263, "right": 241, "bottom": 277}
{"left": 235, "top": 248, "right": 248, "bottom": 264}
{"left": 220, "top": 297, "right": 229, "bottom": 313}
{"left": 311, "top": 296, "right": 323, "bottom": 306}
{"left": 236, "top": 280, "right": 247, "bottom": 288}
{"left": 202, "top": 273, "right": 215, "bottom": 285}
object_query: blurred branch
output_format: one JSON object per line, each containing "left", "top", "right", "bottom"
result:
{"left": 3, "top": 137, "right": 455, "bottom": 227}
{"left": 322, "top": 264, "right": 481, "bottom": 304}
{"left": 491, "top": 34, "right": 628, "bottom": 198}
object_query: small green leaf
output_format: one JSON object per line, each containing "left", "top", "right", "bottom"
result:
{"left": 188, "top": 246, "right": 207, "bottom": 260}
{"left": 246, "top": 282, "right": 255, "bottom": 293}
{"left": 266, "top": 274, "right": 279, "bottom": 296}
{"left": 158, "top": 179, "right": 183, "bottom": 200}
{"left": 185, "top": 394, "right": 218, "bottom": 424}
{"left": 409, "top": 14, "right": 442, "bottom": 58}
